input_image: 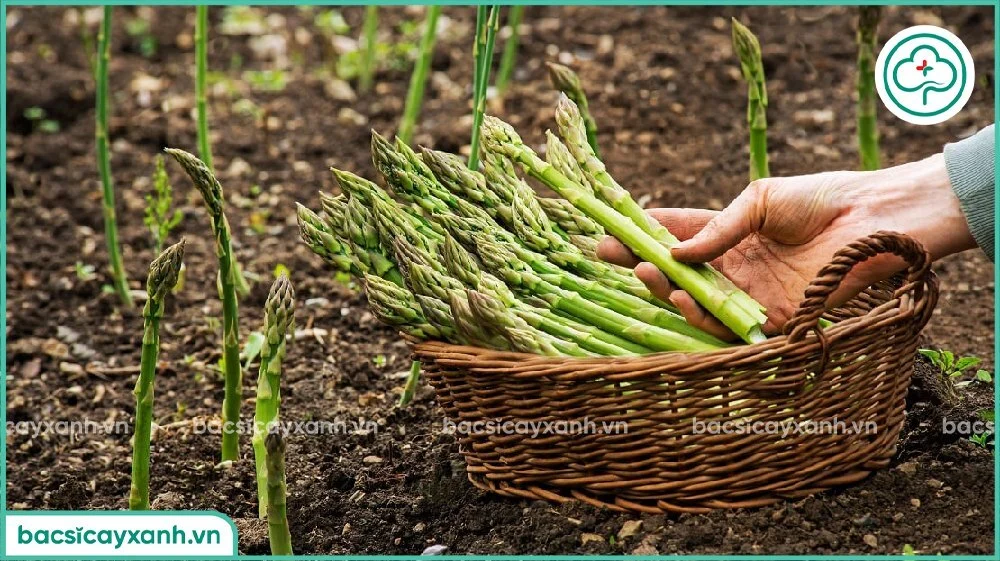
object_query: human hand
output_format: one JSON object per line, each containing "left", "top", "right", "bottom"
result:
{"left": 598, "top": 154, "right": 975, "bottom": 339}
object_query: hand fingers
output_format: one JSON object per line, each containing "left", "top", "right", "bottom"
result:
{"left": 645, "top": 208, "right": 718, "bottom": 241}
{"left": 634, "top": 262, "right": 673, "bottom": 302}
{"left": 596, "top": 236, "right": 640, "bottom": 267}
{"left": 667, "top": 290, "right": 739, "bottom": 342}
{"left": 634, "top": 263, "right": 738, "bottom": 342}
{"left": 672, "top": 181, "right": 769, "bottom": 263}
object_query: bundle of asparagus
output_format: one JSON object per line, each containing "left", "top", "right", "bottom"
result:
{"left": 298, "top": 96, "right": 768, "bottom": 358}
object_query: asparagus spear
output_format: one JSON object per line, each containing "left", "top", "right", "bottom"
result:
{"left": 165, "top": 148, "right": 245, "bottom": 460}
{"left": 857, "top": 6, "right": 881, "bottom": 170}
{"left": 344, "top": 196, "right": 406, "bottom": 283}
{"left": 129, "top": 240, "right": 185, "bottom": 511}
{"left": 420, "top": 148, "right": 514, "bottom": 225}
{"left": 510, "top": 187, "right": 655, "bottom": 302}
{"left": 550, "top": 104, "right": 769, "bottom": 342}
{"left": 478, "top": 146, "right": 519, "bottom": 205}
{"left": 358, "top": 6, "right": 378, "bottom": 93}
{"left": 95, "top": 7, "right": 134, "bottom": 309}
{"left": 443, "top": 235, "right": 649, "bottom": 355}
{"left": 398, "top": 360, "right": 422, "bottom": 407}
{"left": 363, "top": 273, "right": 455, "bottom": 341}
{"left": 443, "top": 213, "right": 721, "bottom": 345}
{"left": 482, "top": 145, "right": 607, "bottom": 242}
{"left": 296, "top": 203, "right": 356, "bottom": 276}
{"left": 252, "top": 275, "right": 295, "bottom": 519}
{"left": 732, "top": 18, "right": 769, "bottom": 180}
{"left": 332, "top": 166, "right": 444, "bottom": 241}
{"left": 537, "top": 198, "right": 605, "bottom": 238}
{"left": 414, "top": 293, "right": 458, "bottom": 338}
{"left": 373, "top": 133, "right": 498, "bottom": 229}
{"left": 546, "top": 62, "right": 599, "bottom": 157}
{"left": 195, "top": 6, "right": 213, "bottom": 171}
{"left": 467, "top": 233, "right": 723, "bottom": 352}
{"left": 482, "top": 119, "right": 765, "bottom": 343}
{"left": 398, "top": 6, "right": 441, "bottom": 143}
{"left": 467, "top": 290, "right": 592, "bottom": 356}
{"left": 370, "top": 195, "right": 440, "bottom": 262}
{"left": 469, "top": 6, "right": 500, "bottom": 170}
{"left": 318, "top": 191, "right": 348, "bottom": 232}
{"left": 421, "top": 145, "right": 645, "bottom": 299}
{"left": 494, "top": 5, "right": 525, "bottom": 98}
{"left": 447, "top": 288, "right": 510, "bottom": 348}
{"left": 264, "top": 432, "right": 293, "bottom": 555}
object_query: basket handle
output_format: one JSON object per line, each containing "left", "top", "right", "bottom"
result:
{"left": 783, "top": 231, "right": 932, "bottom": 342}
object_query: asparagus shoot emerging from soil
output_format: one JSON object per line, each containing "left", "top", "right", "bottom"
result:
{"left": 398, "top": 360, "right": 421, "bottom": 407}
{"left": 546, "top": 62, "right": 599, "bottom": 157}
{"left": 95, "top": 6, "right": 134, "bottom": 309}
{"left": 165, "top": 148, "right": 244, "bottom": 461}
{"left": 253, "top": 275, "right": 295, "bottom": 519}
{"left": 731, "top": 18, "right": 769, "bottom": 180}
{"left": 398, "top": 6, "right": 441, "bottom": 143}
{"left": 128, "top": 240, "right": 185, "bottom": 511}
{"left": 469, "top": 5, "right": 500, "bottom": 170}
{"left": 494, "top": 5, "right": 525, "bottom": 98}
{"left": 359, "top": 6, "right": 378, "bottom": 93}
{"left": 265, "top": 432, "right": 293, "bottom": 556}
{"left": 857, "top": 6, "right": 881, "bottom": 170}
{"left": 195, "top": 6, "right": 213, "bottom": 171}
{"left": 483, "top": 115, "right": 767, "bottom": 343}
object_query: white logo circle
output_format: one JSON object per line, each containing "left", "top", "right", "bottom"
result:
{"left": 875, "top": 25, "right": 975, "bottom": 125}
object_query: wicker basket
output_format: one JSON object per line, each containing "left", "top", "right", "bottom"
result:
{"left": 410, "top": 231, "right": 939, "bottom": 514}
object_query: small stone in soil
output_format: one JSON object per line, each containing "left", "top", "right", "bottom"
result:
{"left": 619, "top": 520, "right": 641, "bottom": 539}
{"left": 421, "top": 545, "right": 448, "bottom": 555}
{"left": 863, "top": 534, "right": 878, "bottom": 548}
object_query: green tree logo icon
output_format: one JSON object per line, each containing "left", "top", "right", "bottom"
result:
{"left": 876, "top": 25, "right": 974, "bottom": 125}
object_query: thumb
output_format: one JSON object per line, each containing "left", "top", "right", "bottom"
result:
{"left": 671, "top": 180, "right": 768, "bottom": 263}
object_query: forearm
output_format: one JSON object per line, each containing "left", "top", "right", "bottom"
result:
{"left": 944, "top": 124, "right": 995, "bottom": 260}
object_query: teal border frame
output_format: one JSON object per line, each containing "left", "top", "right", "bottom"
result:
{"left": 0, "top": 1, "right": 997, "bottom": 559}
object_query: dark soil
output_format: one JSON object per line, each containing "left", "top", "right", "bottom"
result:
{"left": 5, "top": 5, "right": 995, "bottom": 555}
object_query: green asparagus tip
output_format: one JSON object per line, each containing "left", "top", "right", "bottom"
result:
{"left": 370, "top": 130, "right": 396, "bottom": 168}
{"left": 466, "top": 289, "right": 503, "bottom": 324}
{"left": 442, "top": 234, "right": 480, "bottom": 280}
{"left": 164, "top": 147, "right": 223, "bottom": 214}
{"left": 731, "top": 19, "right": 763, "bottom": 71}
{"left": 480, "top": 116, "right": 522, "bottom": 157}
{"left": 546, "top": 62, "right": 583, "bottom": 94}
{"left": 265, "top": 274, "right": 296, "bottom": 335}
{"left": 295, "top": 203, "right": 323, "bottom": 233}
{"left": 553, "top": 94, "right": 589, "bottom": 142}
{"left": 858, "top": 7, "right": 881, "bottom": 42}
{"left": 331, "top": 168, "right": 376, "bottom": 202}
{"left": 147, "top": 239, "right": 186, "bottom": 301}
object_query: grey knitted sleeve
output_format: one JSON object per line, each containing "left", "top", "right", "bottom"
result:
{"left": 944, "top": 124, "right": 995, "bottom": 260}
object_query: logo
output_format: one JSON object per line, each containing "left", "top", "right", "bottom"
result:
{"left": 875, "top": 25, "right": 974, "bottom": 125}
